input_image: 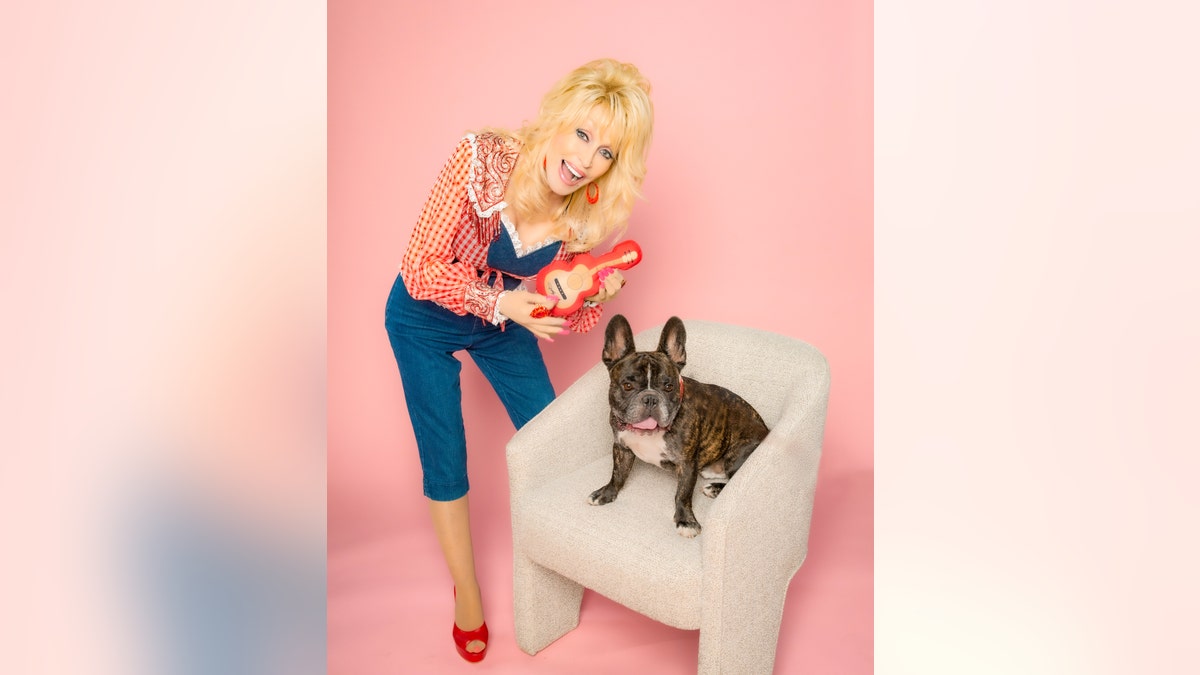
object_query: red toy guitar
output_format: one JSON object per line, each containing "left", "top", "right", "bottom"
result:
{"left": 535, "top": 240, "right": 643, "bottom": 317}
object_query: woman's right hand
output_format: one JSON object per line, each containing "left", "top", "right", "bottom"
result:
{"left": 499, "top": 290, "right": 570, "bottom": 341}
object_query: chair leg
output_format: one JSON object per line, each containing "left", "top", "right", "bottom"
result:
{"left": 512, "top": 553, "right": 585, "bottom": 655}
{"left": 697, "top": 594, "right": 785, "bottom": 675}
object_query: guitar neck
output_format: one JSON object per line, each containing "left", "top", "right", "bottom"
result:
{"left": 586, "top": 249, "right": 640, "bottom": 275}
{"left": 587, "top": 259, "right": 628, "bottom": 275}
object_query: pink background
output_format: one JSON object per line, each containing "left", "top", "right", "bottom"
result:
{"left": 328, "top": 0, "right": 873, "bottom": 672}
{"left": 8, "top": 1, "right": 1200, "bottom": 674}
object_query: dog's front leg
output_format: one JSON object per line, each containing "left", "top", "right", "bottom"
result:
{"left": 673, "top": 461, "right": 702, "bottom": 537}
{"left": 588, "top": 443, "right": 635, "bottom": 505}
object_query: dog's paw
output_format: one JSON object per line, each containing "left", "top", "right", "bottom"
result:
{"left": 675, "top": 520, "right": 702, "bottom": 538}
{"left": 588, "top": 486, "right": 617, "bottom": 506}
{"left": 702, "top": 482, "right": 725, "bottom": 499}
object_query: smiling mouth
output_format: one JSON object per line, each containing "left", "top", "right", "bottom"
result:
{"left": 560, "top": 160, "right": 584, "bottom": 186}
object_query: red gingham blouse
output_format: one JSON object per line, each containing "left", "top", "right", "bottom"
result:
{"left": 400, "top": 132, "right": 604, "bottom": 334}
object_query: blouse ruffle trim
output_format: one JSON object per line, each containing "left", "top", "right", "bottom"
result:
{"left": 499, "top": 212, "right": 558, "bottom": 258}
{"left": 464, "top": 132, "right": 514, "bottom": 219}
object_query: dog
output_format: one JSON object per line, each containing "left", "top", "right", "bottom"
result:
{"left": 587, "top": 315, "right": 770, "bottom": 537}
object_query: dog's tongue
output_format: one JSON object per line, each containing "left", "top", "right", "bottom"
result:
{"left": 630, "top": 417, "right": 659, "bottom": 430}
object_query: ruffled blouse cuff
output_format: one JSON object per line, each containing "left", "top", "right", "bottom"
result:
{"left": 464, "top": 280, "right": 505, "bottom": 324}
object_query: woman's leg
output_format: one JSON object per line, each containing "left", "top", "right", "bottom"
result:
{"left": 428, "top": 495, "right": 485, "bottom": 653}
{"left": 385, "top": 276, "right": 487, "bottom": 654}
{"left": 468, "top": 323, "right": 557, "bottom": 430}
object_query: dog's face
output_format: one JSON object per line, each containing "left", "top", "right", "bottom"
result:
{"left": 602, "top": 315, "right": 687, "bottom": 433}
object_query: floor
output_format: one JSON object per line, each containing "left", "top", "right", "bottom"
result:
{"left": 327, "top": 468, "right": 872, "bottom": 674}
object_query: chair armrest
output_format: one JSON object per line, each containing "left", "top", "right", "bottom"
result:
{"left": 506, "top": 363, "right": 614, "bottom": 502}
{"left": 694, "top": 371, "right": 829, "bottom": 667}
{"left": 702, "top": 365, "right": 831, "bottom": 581}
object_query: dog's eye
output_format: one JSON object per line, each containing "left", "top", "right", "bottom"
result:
{"left": 622, "top": 382, "right": 634, "bottom": 392}
{"left": 663, "top": 382, "right": 675, "bottom": 391}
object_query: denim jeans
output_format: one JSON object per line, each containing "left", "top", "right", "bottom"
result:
{"left": 384, "top": 273, "right": 555, "bottom": 501}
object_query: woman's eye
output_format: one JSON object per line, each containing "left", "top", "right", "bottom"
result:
{"left": 600, "top": 148, "right": 614, "bottom": 160}
{"left": 576, "top": 129, "right": 589, "bottom": 142}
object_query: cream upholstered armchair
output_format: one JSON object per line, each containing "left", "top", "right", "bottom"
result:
{"left": 506, "top": 320, "right": 831, "bottom": 674}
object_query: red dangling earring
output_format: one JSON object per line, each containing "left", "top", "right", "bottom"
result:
{"left": 585, "top": 181, "right": 600, "bottom": 204}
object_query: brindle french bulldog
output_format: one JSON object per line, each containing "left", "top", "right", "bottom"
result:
{"left": 587, "top": 315, "right": 770, "bottom": 537}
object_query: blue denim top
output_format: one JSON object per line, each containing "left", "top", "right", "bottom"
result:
{"left": 484, "top": 227, "right": 563, "bottom": 291}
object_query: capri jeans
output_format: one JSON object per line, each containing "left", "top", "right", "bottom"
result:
{"left": 384, "top": 273, "right": 555, "bottom": 501}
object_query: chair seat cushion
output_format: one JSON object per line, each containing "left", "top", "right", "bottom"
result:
{"left": 514, "top": 454, "right": 718, "bottom": 629}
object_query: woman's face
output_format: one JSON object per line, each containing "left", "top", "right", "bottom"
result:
{"left": 544, "top": 109, "right": 617, "bottom": 197}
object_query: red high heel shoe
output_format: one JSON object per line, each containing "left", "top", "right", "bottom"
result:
{"left": 452, "top": 587, "right": 488, "bottom": 663}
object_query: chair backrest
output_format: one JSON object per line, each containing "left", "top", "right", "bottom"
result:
{"left": 632, "top": 320, "right": 829, "bottom": 428}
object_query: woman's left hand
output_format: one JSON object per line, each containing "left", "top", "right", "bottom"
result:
{"left": 585, "top": 270, "right": 625, "bottom": 304}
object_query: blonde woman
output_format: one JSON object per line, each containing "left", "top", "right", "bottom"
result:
{"left": 384, "top": 58, "right": 654, "bottom": 663}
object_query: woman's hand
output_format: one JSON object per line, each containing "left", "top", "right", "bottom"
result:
{"left": 499, "top": 290, "right": 570, "bottom": 341}
{"left": 585, "top": 269, "right": 625, "bottom": 304}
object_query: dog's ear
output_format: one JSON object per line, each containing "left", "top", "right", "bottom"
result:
{"left": 657, "top": 316, "right": 687, "bottom": 369}
{"left": 602, "top": 314, "right": 636, "bottom": 367}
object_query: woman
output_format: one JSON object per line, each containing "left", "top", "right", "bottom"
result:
{"left": 384, "top": 58, "right": 654, "bottom": 663}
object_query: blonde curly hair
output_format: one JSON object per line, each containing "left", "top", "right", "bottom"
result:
{"left": 492, "top": 58, "right": 654, "bottom": 252}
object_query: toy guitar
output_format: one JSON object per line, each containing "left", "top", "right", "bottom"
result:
{"left": 534, "top": 240, "right": 643, "bottom": 317}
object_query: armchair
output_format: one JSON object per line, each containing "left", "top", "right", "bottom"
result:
{"left": 506, "top": 320, "right": 831, "bottom": 674}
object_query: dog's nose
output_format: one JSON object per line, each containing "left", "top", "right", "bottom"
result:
{"left": 641, "top": 393, "right": 657, "bottom": 406}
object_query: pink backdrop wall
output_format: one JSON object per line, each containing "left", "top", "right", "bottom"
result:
{"left": 11, "top": 1, "right": 1199, "bottom": 673}
{"left": 329, "top": 1, "right": 872, "bottom": 671}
